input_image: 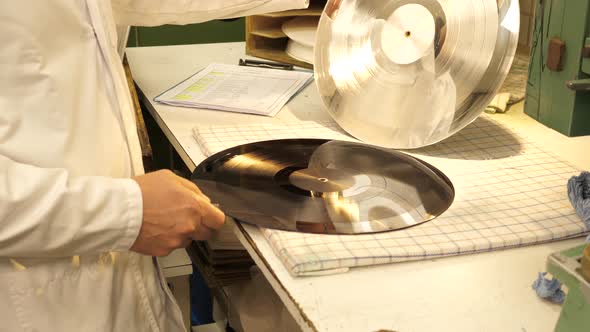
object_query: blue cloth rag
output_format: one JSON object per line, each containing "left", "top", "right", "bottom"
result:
{"left": 567, "top": 171, "right": 590, "bottom": 241}
{"left": 532, "top": 272, "right": 566, "bottom": 304}
{"left": 532, "top": 172, "right": 590, "bottom": 304}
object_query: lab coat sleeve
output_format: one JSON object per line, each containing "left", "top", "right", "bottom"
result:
{"left": 0, "top": 154, "right": 143, "bottom": 258}
{"left": 111, "top": 0, "right": 309, "bottom": 26}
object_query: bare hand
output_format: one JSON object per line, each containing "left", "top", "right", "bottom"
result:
{"left": 130, "top": 170, "right": 225, "bottom": 256}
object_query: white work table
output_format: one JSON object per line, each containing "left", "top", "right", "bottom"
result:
{"left": 127, "top": 42, "right": 589, "bottom": 332}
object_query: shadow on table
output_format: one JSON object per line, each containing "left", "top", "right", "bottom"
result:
{"left": 409, "top": 116, "right": 525, "bottom": 160}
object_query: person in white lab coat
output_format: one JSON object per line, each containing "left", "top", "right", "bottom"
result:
{"left": 0, "top": 0, "right": 307, "bottom": 331}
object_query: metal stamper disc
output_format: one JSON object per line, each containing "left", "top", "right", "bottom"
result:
{"left": 192, "top": 139, "right": 455, "bottom": 235}
{"left": 314, "top": 0, "right": 519, "bottom": 148}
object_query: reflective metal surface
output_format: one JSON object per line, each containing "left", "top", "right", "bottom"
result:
{"left": 192, "top": 139, "right": 454, "bottom": 234}
{"left": 314, "top": 0, "right": 519, "bottom": 148}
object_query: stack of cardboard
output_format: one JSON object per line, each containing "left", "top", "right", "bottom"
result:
{"left": 187, "top": 220, "right": 254, "bottom": 288}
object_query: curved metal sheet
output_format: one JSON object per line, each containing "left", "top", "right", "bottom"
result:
{"left": 192, "top": 139, "right": 455, "bottom": 235}
{"left": 314, "top": 0, "right": 519, "bottom": 148}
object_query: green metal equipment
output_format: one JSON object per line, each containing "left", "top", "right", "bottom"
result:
{"left": 525, "top": 0, "right": 590, "bottom": 136}
{"left": 527, "top": 4, "right": 590, "bottom": 330}
{"left": 546, "top": 244, "right": 590, "bottom": 332}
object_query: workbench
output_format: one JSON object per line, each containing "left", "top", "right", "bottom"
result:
{"left": 126, "top": 42, "right": 590, "bottom": 332}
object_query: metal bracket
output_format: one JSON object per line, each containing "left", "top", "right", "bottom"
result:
{"left": 566, "top": 79, "right": 590, "bottom": 91}
{"left": 582, "top": 38, "right": 590, "bottom": 75}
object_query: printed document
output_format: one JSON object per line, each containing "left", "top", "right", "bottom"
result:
{"left": 155, "top": 63, "right": 313, "bottom": 116}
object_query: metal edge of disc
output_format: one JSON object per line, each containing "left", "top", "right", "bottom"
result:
{"left": 191, "top": 139, "right": 456, "bottom": 235}
{"left": 312, "top": 0, "right": 520, "bottom": 149}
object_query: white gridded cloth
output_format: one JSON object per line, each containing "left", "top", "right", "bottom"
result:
{"left": 193, "top": 116, "right": 587, "bottom": 276}
{"left": 193, "top": 120, "right": 355, "bottom": 156}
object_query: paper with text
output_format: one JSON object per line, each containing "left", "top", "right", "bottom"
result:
{"left": 155, "top": 63, "right": 313, "bottom": 117}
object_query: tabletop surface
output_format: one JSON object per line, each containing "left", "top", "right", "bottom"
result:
{"left": 127, "top": 42, "right": 589, "bottom": 332}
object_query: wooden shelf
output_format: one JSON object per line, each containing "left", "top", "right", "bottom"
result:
{"left": 249, "top": 28, "right": 287, "bottom": 39}
{"left": 245, "top": 0, "right": 324, "bottom": 68}
{"left": 257, "top": 4, "right": 324, "bottom": 17}
{"left": 246, "top": 47, "right": 313, "bottom": 69}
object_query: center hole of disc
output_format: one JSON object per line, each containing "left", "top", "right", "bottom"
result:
{"left": 404, "top": 30, "right": 411, "bottom": 38}
{"left": 318, "top": 178, "right": 329, "bottom": 183}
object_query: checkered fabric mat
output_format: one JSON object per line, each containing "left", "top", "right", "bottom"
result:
{"left": 193, "top": 116, "right": 587, "bottom": 276}
{"left": 193, "top": 120, "right": 354, "bottom": 156}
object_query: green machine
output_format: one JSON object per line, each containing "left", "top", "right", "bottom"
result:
{"left": 547, "top": 244, "right": 590, "bottom": 332}
{"left": 524, "top": 0, "right": 590, "bottom": 136}
{"left": 526, "top": 2, "right": 590, "bottom": 330}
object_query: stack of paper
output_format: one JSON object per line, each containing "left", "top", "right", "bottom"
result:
{"left": 155, "top": 63, "right": 313, "bottom": 117}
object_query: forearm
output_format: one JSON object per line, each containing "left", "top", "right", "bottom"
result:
{"left": 0, "top": 154, "right": 142, "bottom": 258}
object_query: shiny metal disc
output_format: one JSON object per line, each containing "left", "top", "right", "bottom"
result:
{"left": 192, "top": 139, "right": 455, "bottom": 235}
{"left": 314, "top": 0, "right": 520, "bottom": 148}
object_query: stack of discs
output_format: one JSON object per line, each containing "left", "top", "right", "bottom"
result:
{"left": 281, "top": 16, "right": 320, "bottom": 64}
{"left": 187, "top": 241, "right": 254, "bottom": 287}
{"left": 314, "top": 0, "right": 520, "bottom": 148}
{"left": 187, "top": 221, "right": 254, "bottom": 287}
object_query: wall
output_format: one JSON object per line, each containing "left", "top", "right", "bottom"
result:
{"left": 127, "top": 5, "right": 537, "bottom": 49}
{"left": 127, "top": 18, "right": 246, "bottom": 47}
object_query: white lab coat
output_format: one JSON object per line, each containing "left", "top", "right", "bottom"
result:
{"left": 0, "top": 0, "right": 306, "bottom": 331}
